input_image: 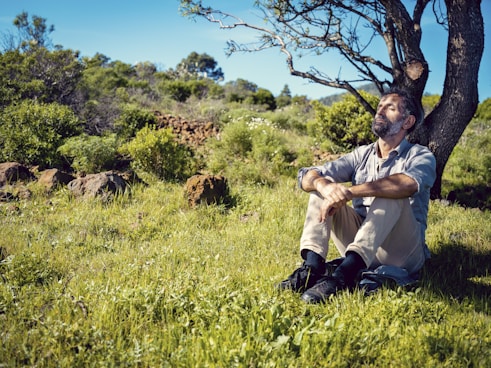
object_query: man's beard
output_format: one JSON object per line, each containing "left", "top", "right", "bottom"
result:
{"left": 371, "top": 116, "right": 405, "bottom": 138}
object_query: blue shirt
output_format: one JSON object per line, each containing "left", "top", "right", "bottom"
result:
{"left": 298, "top": 138, "right": 436, "bottom": 255}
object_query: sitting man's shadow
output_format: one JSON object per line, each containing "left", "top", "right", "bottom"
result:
{"left": 421, "top": 242, "right": 491, "bottom": 314}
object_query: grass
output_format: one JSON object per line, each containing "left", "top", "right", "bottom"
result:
{"left": 1, "top": 175, "right": 490, "bottom": 367}
{"left": 1, "top": 115, "right": 490, "bottom": 367}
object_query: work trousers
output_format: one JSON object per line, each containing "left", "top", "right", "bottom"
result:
{"left": 300, "top": 193, "right": 426, "bottom": 275}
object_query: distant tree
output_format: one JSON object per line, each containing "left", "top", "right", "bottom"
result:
{"left": 0, "top": 12, "right": 55, "bottom": 51}
{"left": 224, "top": 78, "right": 258, "bottom": 103}
{"left": 175, "top": 51, "right": 224, "bottom": 81}
{"left": 248, "top": 88, "right": 276, "bottom": 110}
{"left": 276, "top": 84, "right": 292, "bottom": 108}
{"left": 0, "top": 48, "right": 84, "bottom": 109}
{"left": 78, "top": 55, "right": 136, "bottom": 133}
{"left": 181, "top": 0, "right": 485, "bottom": 198}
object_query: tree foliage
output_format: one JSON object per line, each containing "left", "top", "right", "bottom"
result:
{"left": 1, "top": 11, "right": 55, "bottom": 51}
{"left": 175, "top": 51, "right": 224, "bottom": 81}
{"left": 0, "top": 48, "right": 84, "bottom": 109}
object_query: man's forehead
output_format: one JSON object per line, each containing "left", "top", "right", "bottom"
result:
{"left": 379, "top": 93, "right": 403, "bottom": 105}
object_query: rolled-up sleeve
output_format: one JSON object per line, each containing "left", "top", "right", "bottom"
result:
{"left": 401, "top": 146, "right": 436, "bottom": 195}
{"left": 297, "top": 151, "right": 359, "bottom": 191}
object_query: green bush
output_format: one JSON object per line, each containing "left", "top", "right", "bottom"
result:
{"left": 206, "top": 118, "right": 296, "bottom": 185}
{"left": 309, "top": 91, "right": 377, "bottom": 150}
{"left": 119, "top": 126, "right": 195, "bottom": 182}
{"left": 114, "top": 105, "right": 158, "bottom": 139}
{"left": 263, "top": 105, "right": 310, "bottom": 133}
{"left": 159, "top": 80, "right": 192, "bottom": 102}
{"left": 218, "top": 108, "right": 261, "bottom": 127}
{"left": 58, "top": 133, "right": 120, "bottom": 174}
{"left": 187, "top": 79, "right": 224, "bottom": 100}
{"left": 475, "top": 97, "right": 491, "bottom": 121}
{"left": 247, "top": 88, "right": 276, "bottom": 110}
{"left": 422, "top": 94, "right": 441, "bottom": 115}
{"left": 0, "top": 100, "right": 81, "bottom": 167}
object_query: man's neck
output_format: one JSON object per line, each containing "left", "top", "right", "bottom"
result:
{"left": 376, "top": 135, "right": 405, "bottom": 158}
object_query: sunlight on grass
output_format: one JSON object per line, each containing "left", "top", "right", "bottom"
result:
{"left": 1, "top": 177, "right": 490, "bottom": 367}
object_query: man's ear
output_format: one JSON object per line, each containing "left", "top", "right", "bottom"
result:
{"left": 403, "top": 115, "right": 416, "bottom": 131}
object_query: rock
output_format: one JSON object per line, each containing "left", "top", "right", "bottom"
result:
{"left": 154, "top": 112, "right": 219, "bottom": 147}
{"left": 185, "top": 174, "right": 230, "bottom": 207}
{"left": 0, "top": 162, "right": 35, "bottom": 187}
{"left": 38, "top": 169, "right": 75, "bottom": 191}
{"left": 67, "top": 172, "right": 129, "bottom": 199}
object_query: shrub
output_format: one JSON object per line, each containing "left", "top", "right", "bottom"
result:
{"left": 0, "top": 100, "right": 81, "bottom": 167}
{"left": 248, "top": 88, "right": 277, "bottom": 110}
{"left": 475, "top": 97, "right": 491, "bottom": 121}
{"left": 159, "top": 80, "right": 192, "bottom": 102}
{"left": 119, "top": 126, "right": 195, "bottom": 182}
{"left": 263, "top": 106, "right": 310, "bottom": 133}
{"left": 114, "top": 104, "right": 158, "bottom": 139}
{"left": 309, "top": 91, "right": 377, "bottom": 150}
{"left": 58, "top": 133, "right": 120, "bottom": 174}
{"left": 206, "top": 118, "right": 296, "bottom": 185}
{"left": 422, "top": 94, "right": 440, "bottom": 115}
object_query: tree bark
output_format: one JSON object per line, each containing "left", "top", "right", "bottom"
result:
{"left": 411, "top": 0, "right": 484, "bottom": 198}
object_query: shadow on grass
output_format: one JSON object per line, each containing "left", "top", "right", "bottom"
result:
{"left": 446, "top": 184, "right": 491, "bottom": 211}
{"left": 421, "top": 242, "right": 491, "bottom": 314}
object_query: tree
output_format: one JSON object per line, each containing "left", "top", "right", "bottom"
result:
{"left": 181, "top": 0, "right": 484, "bottom": 198}
{"left": 276, "top": 84, "right": 292, "bottom": 108}
{"left": 175, "top": 51, "right": 224, "bottom": 81}
{"left": 1, "top": 11, "right": 55, "bottom": 51}
{"left": 0, "top": 13, "right": 84, "bottom": 109}
{"left": 78, "top": 54, "right": 135, "bottom": 134}
{"left": 249, "top": 88, "right": 277, "bottom": 110}
{"left": 223, "top": 78, "right": 258, "bottom": 103}
{"left": 0, "top": 48, "right": 84, "bottom": 109}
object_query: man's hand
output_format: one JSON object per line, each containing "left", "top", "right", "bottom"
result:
{"left": 316, "top": 181, "right": 353, "bottom": 222}
{"left": 301, "top": 170, "right": 353, "bottom": 221}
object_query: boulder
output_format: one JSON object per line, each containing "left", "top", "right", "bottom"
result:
{"left": 185, "top": 174, "right": 230, "bottom": 207}
{"left": 67, "top": 172, "right": 128, "bottom": 199}
{"left": 0, "top": 162, "right": 35, "bottom": 187}
{"left": 38, "top": 169, "right": 75, "bottom": 191}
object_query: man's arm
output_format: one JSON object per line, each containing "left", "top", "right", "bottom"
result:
{"left": 350, "top": 173, "right": 418, "bottom": 199}
{"left": 302, "top": 169, "right": 418, "bottom": 222}
{"left": 302, "top": 169, "right": 417, "bottom": 198}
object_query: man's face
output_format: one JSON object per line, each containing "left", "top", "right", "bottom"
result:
{"left": 372, "top": 93, "right": 407, "bottom": 138}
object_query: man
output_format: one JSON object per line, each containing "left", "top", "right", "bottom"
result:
{"left": 278, "top": 87, "right": 436, "bottom": 304}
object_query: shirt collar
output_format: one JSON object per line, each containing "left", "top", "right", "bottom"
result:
{"left": 373, "top": 138, "right": 410, "bottom": 157}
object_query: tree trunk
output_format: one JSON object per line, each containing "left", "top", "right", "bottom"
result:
{"left": 411, "top": 0, "right": 484, "bottom": 199}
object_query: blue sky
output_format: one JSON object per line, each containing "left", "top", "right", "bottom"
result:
{"left": 1, "top": 0, "right": 490, "bottom": 100}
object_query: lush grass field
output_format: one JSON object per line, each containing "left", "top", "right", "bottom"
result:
{"left": 1, "top": 173, "right": 490, "bottom": 367}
